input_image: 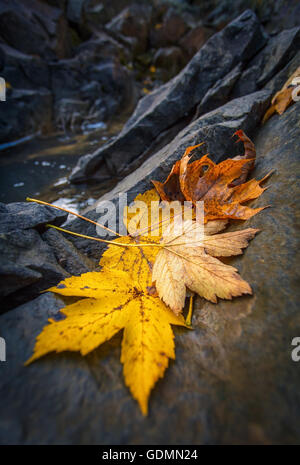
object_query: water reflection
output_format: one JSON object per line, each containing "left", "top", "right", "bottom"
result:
{"left": 0, "top": 118, "right": 125, "bottom": 211}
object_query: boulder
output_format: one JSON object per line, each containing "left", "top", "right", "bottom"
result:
{"left": 69, "top": 10, "right": 266, "bottom": 183}
{"left": 106, "top": 4, "right": 153, "bottom": 54}
{"left": 0, "top": 202, "right": 68, "bottom": 309}
{"left": 0, "top": 201, "right": 97, "bottom": 310}
{"left": 196, "top": 0, "right": 299, "bottom": 33}
{"left": 194, "top": 63, "right": 242, "bottom": 118}
{"left": 153, "top": 46, "right": 186, "bottom": 81}
{"left": 0, "top": 0, "right": 71, "bottom": 59}
{"left": 150, "top": 7, "right": 188, "bottom": 48}
{"left": 42, "top": 228, "right": 96, "bottom": 276}
{"left": 67, "top": 0, "right": 86, "bottom": 24}
{"left": 0, "top": 103, "right": 299, "bottom": 444}
{"left": 0, "top": 46, "right": 5, "bottom": 71}
{"left": 54, "top": 98, "right": 90, "bottom": 133}
{"left": 0, "top": 44, "right": 51, "bottom": 91}
{"left": 0, "top": 202, "right": 67, "bottom": 234}
{"left": 0, "top": 88, "right": 53, "bottom": 143}
{"left": 50, "top": 55, "right": 137, "bottom": 128}
{"left": 179, "top": 24, "right": 214, "bottom": 59}
{"left": 0, "top": 229, "right": 68, "bottom": 311}
{"left": 231, "top": 26, "right": 300, "bottom": 98}
{"left": 66, "top": 0, "right": 134, "bottom": 28}
{"left": 265, "top": 51, "right": 300, "bottom": 95}
{"left": 74, "top": 31, "right": 130, "bottom": 63}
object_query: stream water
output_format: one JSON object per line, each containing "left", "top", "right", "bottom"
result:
{"left": 0, "top": 119, "right": 125, "bottom": 213}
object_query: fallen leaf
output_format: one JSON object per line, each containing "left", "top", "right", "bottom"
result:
{"left": 26, "top": 267, "right": 185, "bottom": 416}
{"left": 263, "top": 67, "right": 300, "bottom": 123}
{"left": 152, "top": 144, "right": 203, "bottom": 203}
{"left": 179, "top": 155, "right": 267, "bottom": 222}
{"left": 152, "top": 160, "right": 185, "bottom": 202}
{"left": 229, "top": 130, "right": 256, "bottom": 187}
{"left": 26, "top": 190, "right": 186, "bottom": 416}
{"left": 152, "top": 132, "right": 268, "bottom": 222}
{"left": 152, "top": 219, "right": 258, "bottom": 314}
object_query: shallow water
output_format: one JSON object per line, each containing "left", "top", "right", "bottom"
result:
{"left": 0, "top": 120, "right": 125, "bottom": 212}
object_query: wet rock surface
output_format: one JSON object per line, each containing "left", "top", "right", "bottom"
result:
{"left": 0, "top": 203, "right": 94, "bottom": 311}
{"left": 42, "top": 228, "right": 96, "bottom": 276}
{"left": 0, "top": 229, "right": 68, "bottom": 311}
{"left": 0, "top": 103, "right": 299, "bottom": 444}
{"left": 0, "top": 202, "right": 67, "bottom": 233}
{"left": 0, "top": 0, "right": 300, "bottom": 445}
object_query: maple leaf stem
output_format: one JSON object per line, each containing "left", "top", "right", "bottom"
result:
{"left": 26, "top": 197, "right": 122, "bottom": 237}
{"left": 45, "top": 224, "right": 164, "bottom": 249}
{"left": 185, "top": 293, "right": 194, "bottom": 327}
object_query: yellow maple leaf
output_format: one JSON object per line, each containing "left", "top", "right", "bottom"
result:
{"left": 26, "top": 190, "right": 186, "bottom": 415}
{"left": 26, "top": 267, "right": 185, "bottom": 415}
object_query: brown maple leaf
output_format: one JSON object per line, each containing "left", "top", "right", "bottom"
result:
{"left": 229, "top": 130, "right": 256, "bottom": 187}
{"left": 152, "top": 131, "right": 269, "bottom": 222}
{"left": 152, "top": 143, "right": 203, "bottom": 202}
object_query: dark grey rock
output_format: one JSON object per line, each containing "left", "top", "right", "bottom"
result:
{"left": 0, "top": 0, "right": 71, "bottom": 59}
{"left": 67, "top": 0, "right": 86, "bottom": 24}
{"left": 67, "top": 89, "right": 271, "bottom": 257}
{"left": 42, "top": 228, "right": 96, "bottom": 276}
{"left": 232, "top": 26, "right": 300, "bottom": 98}
{"left": 67, "top": 0, "right": 142, "bottom": 29}
{"left": 0, "top": 45, "right": 5, "bottom": 71}
{"left": 0, "top": 202, "right": 67, "bottom": 234}
{"left": 50, "top": 56, "right": 137, "bottom": 129}
{"left": 203, "top": 0, "right": 300, "bottom": 33}
{"left": 149, "top": 7, "right": 188, "bottom": 48}
{"left": 74, "top": 32, "right": 130, "bottom": 63}
{"left": 0, "top": 102, "right": 299, "bottom": 444}
{"left": 0, "top": 43, "right": 51, "bottom": 91}
{"left": 0, "top": 229, "right": 68, "bottom": 311}
{"left": 69, "top": 10, "right": 266, "bottom": 183}
{"left": 54, "top": 98, "right": 90, "bottom": 133}
{"left": 195, "top": 63, "right": 242, "bottom": 118}
{"left": 0, "top": 202, "right": 69, "bottom": 309}
{"left": 153, "top": 46, "right": 186, "bottom": 81}
{"left": 0, "top": 88, "right": 53, "bottom": 143}
{"left": 264, "top": 51, "right": 300, "bottom": 94}
{"left": 106, "top": 4, "right": 153, "bottom": 54}
{"left": 179, "top": 25, "right": 214, "bottom": 59}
